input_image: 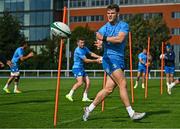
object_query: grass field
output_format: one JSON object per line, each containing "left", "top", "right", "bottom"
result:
{"left": 0, "top": 78, "right": 180, "bottom": 128}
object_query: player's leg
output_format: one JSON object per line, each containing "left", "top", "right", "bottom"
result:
{"left": 134, "top": 67, "right": 141, "bottom": 88}
{"left": 134, "top": 72, "right": 141, "bottom": 88}
{"left": 66, "top": 76, "right": 83, "bottom": 102}
{"left": 169, "top": 66, "right": 175, "bottom": 84}
{"left": 169, "top": 78, "right": 180, "bottom": 89}
{"left": 83, "top": 76, "right": 116, "bottom": 121}
{"left": 165, "top": 66, "right": 171, "bottom": 87}
{"left": 82, "top": 76, "right": 92, "bottom": 102}
{"left": 141, "top": 71, "right": 146, "bottom": 89}
{"left": 3, "top": 76, "right": 14, "bottom": 93}
{"left": 167, "top": 67, "right": 175, "bottom": 94}
{"left": 166, "top": 73, "right": 170, "bottom": 85}
{"left": 166, "top": 73, "right": 172, "bottom": 95}
{"left": 14, "top": 75, "right": 21, "bottom": 93}
{"left": 111, "top": 69, "right": 146, "bottom": 120}
{"left": 66, "top": 68, "right": 84, "bottom": 101}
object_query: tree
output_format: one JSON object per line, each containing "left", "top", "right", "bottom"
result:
{"left": 0, "top": 11, "right": 25, "bottom": 59}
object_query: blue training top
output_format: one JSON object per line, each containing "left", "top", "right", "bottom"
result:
{"left": 98, "top": 20, "right": 129, "bottom": 62}
{"left": 11, "top": 47, "right": 24, "bottom": 64}
{"left": 72, "top": 46, "right": 91, "bottom": 69}
{"left": 138, "top": 52, "right": 147, "bottom": 67}
{"left": 164, "top": 51, "right": 175, "bottom": 67}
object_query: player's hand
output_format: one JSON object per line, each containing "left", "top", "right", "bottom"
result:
{"left": 6, "top": 60, "right": 12, "bottom": 67}
{"left": 98, "top": 56, "right": 103, "bottom": 63}
{"left": 28, "top": 52, "right": 34, "bottom": 57}
{"left": 94, "top": 40, "right": 103, "bottom": 50}
{"left": 0, "top": 61, "right": 5, "bottom": 68}
{"left": 145, "top": 62, "right": 150, "bottom": 66}
{"left": 96, "top": 32, "right": 103, "bottom": 41}
{"left": 96, "top": 57, "right": 102, "bottom": 64}
{"left": 160, "top": 54, "right": 165, "bottom": 59}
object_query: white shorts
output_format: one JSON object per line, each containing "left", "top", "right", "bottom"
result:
{"left": 11, "top": 72, "right": 20, "bottom": 77}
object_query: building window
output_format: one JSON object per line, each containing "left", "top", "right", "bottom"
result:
{"left": 70, "top": 15, "right": 104, "bottom": 23}
{"left": 68, "top": 0, "right": 178, "bottom": 8}
{"left": 30, "top": 0, "right": 51, "bottom": 10}
{"left": 29, "top": 27, "right": 49, "bottom": 41}
{"left": 143, "top": 13, "right": 162, "bottom": 20}
{"left": 172, "top": 12, "right": 180, "bottom": 19}
{"left": 120, "top": 14, "right": 132, "bottom": 20}
{"left": 172, "top": 28, "right": 180, "bottom": 35}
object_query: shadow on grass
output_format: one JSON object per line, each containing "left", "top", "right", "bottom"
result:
{"left": 0, "top": 99, "right": 52, "bottom": 106}
{"left": 22, "top": 89, "right": 55, "bottom": 93}
{"left": 147, "top": 110, "right": 171, "bottom": 117}
{"left": 131, "top": 110, "right": 171, "bottom": 123}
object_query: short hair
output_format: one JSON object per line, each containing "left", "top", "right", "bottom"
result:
{"left": 20, "top": 40, "right": 27, "bottom": 46}
{"left": 107, "top": 4, "right": 120, "bottom": 12}
{"left": 76, "top": 37, "right": 85, "bottom": 42}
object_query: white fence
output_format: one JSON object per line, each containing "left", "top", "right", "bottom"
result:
{"left": 0, "top": 69, "right": 179, "bottom": 79}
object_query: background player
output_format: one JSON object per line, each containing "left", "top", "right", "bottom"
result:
{"left": 65, "top": 37, "right": 102, "bottom": 102}
{"left": 3, "top": 41, "right": 34, "bottom": 93}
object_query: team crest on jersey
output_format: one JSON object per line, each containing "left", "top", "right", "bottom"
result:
{"left": 113, "top": 64, "right": 117, "bottom": 68}
{"left": 106, "top": 68, "right": 110, "bottom": 74}
{"left": 78, "top": 72, "right": 82, "bottom": 76}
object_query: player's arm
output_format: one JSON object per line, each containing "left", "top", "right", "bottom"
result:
{"left": 83, "top": 57, "right": 101, "bottom": 64}
{"left": 89, "top": 52, "right": 101, "bottom": 59}
{"left": 20, "top": 52, "right": 34, "bottom": 61}
{"left": 139, "top": 58, "right": 145, "bottom": 65}
{"left": 96, "top": 32, "right": 126, "bottom": 44}
{"left": 0, "top": 55, "right": 12, "bottom": 67}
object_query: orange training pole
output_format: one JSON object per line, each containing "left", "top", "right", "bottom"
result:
{"left": 128, "top": 32, "right": 134, "bottom": 103}
{"left": 160, "top": 42, "right": 164, "bottom": 95}
{"left": 54, "top": 6, "right": 67, "bottom": 127}
{"left": 145, "top": 35, "right": 150, "bottom": 99}
{"left": 101, "top": 72, "right": 107, "bottom": 112}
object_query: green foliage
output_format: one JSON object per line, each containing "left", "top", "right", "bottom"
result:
{"left": 28, "top": 39, "right": 59, "bottom": 69}
{"left": 125, "top": 15, "right": 170, "bottom": 69}
{"left": 0, "top": 11, "right": 25, "bottom": 59}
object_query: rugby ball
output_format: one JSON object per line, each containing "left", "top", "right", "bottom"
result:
{"left": 50, "top": 22, "right": 71, "bottom": 38}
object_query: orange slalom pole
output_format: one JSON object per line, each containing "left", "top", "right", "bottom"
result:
{"left": 101, "top": 72, "right": 107, "bottom": 112}
{"left": 160, "top": 42, "right": 164, "bottom": 95}
{"left": 128, "top": 32, "right": 134, "bottom": 103}
{"left": 145, "top": 35, "right": 150, "bottom": 99}
{"left": 54, "top": 6, "right": 67, "bottom": 127}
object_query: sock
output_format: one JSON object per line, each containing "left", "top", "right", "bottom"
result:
{"left": 170, "top": 82, "right": 175, "bottom": 88}
{"left": 68, "top": 89, "right": 74, "bottom": 96}
{"left": 142, "top": 83, "right": 144, "bottom": 87}
{"left": 166, "top": 82, "right": 170, "bottom": 87}
{"left": 4, "top": 84, "right": 9, "bottom": 89}
{"left": 126, "top": 106, "right": 135, "bottom": 117}
{"left": 14, "top": 84, "right": 18, "bottom": 91}
{"left": 88, "top": 103, "right": 96, "bottom": 112}
{"left": 136, "top": 81, "right": 138, "bottom": 85}
{"left": 83, "top": 92, "right": 88, "bottom": 99}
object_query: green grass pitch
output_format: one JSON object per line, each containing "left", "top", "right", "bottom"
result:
{"left": 0, "top": 78, "right": 180, "bottom": 128}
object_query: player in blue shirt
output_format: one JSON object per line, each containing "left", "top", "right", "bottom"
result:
{"left": 134, "top": 48, "right": 148, "bottom": 89}
{"left": 160, "top": 44, "right": 175, "bottom": 95}
{"left": 83, "top": 4, "right": 146, "bottom": 121}
{"left": 65, "top": 37, "right": 102, "bottom": 102}
{"left": 3, "top": 41, "right": 34, "bottom": 93}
